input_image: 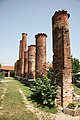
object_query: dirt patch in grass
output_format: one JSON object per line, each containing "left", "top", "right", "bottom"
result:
{"left": 0, "top": 79, "right": 38, "bottom": 120}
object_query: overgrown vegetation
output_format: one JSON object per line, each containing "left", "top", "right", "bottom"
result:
{"left": 73, "top": 84, "right": 80, "bottom": 95}
{"left": 46, "top": 67, "right": 62, "bottom": 86}
{"left": 72, "top": 56, "right": 80, "bottom": 84}
{"left": 0, "top": 64, "right": 5, "bottom": 79}
{"left": 67, "top": 103, "right": 76, "bottom": 109}
{"left": 31, "top": 75, "right": 57, "bottom": 109}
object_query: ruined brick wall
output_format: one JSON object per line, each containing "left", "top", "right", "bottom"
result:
{"left": 24, "top": 51, "right": 28, "bottom": 78}
{"left": 35, "top": 33, "right": 47, "bottom": 77}
{"left": 52, "top": 10, "right": 72, "bottom": 107}
{"left": 28, "top": 45, "right": 36, "bottom": 80}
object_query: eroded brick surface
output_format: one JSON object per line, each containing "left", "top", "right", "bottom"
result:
{"left": 24, "top": 51, "right": 28, "bottom": 78}
{"left": 28, "top": 45, "right": 36, "bottom": 79}
{"left": 35, "top": 33, "right": 47, "bottom": 77}
{"left": 52, "top": 10, "right": 72, "bottom": 107}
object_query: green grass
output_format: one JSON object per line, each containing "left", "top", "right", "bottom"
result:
{"left": 73, "top": 84, "right": 80, "bottom": 95}
{"left": 0, "top": 79, "right": 38, "bottom": 120}
{"left": 3, "top": 77, "right": 15, "bottom": 80}
{"left": 19, "top": 81, "right": 57, "bottom": 114}
{"left": 0, "top": 77, "right": 57, "bottom": 120}
{"left": 37, "top": 105, "right": 57, "bottom": 113}
{"left": 0, "top": 82, "right": 6, "bottom": 99}
{"left": 0, "top": 82, "right": 6, "bottom": 106}
{"left": 13, "top": 79, "right": 57, "bottom": 114}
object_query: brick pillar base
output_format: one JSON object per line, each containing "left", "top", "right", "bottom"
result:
{"left": 8, "top": 71, "right": 10, "bottom": 77}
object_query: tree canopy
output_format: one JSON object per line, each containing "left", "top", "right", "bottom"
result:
{"left": 72, "top": 57, "right": 80, "bottom": 74}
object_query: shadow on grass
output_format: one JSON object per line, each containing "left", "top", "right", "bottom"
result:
{"left": 27, "top": 94, "right": 57, "bottom": 113}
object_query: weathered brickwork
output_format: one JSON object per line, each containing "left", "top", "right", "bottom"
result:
{"left": 19, "top": 40, "right": 22, "bottom": 59}
{"left": 20, "top": 33, "right": 27, "bottom": 77}
{"left": 24, "top": 51, "right": 28, "bottom": 78}
{"left": 15, "top": 60, "right": 20, "bottom": 76}
{"left": 52, "top": 10, "right": 72, "bottom": 107}
{"left": 14, "top": 62, "right": 17, "bottom": 76}
{"left": 35, "top": 33, "right": 47, "bottom": 77}
{"left": 21, "top": 33, "right": 27, "bottom": 59}
{"left": 28, "top": 45, "right": 36, "bottom": 80}
{"left": 14, "top": 10, "right": 73, "bottom": 109}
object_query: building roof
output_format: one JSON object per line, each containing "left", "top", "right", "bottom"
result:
{"left": 1, "top": 66, "right": 14, "bottom": 71}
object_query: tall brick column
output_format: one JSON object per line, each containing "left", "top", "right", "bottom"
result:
{"left": 17, "top": 60, "right": 21, "bottom": 76}
{"left": 19, "top": 40, "right": 22, "bottom": 59}
{"left": 14, "top": 62, "right": 17, "bottom": 76}
{"left": 24, "top": 51, "right": 28, "bottom": 78}
{"left": 35, "top": 33, "right": 47, "bottom": 77}
{"left": 8, "top": 71, "right": 10, "bottom": 77}
{"left": 21, "top": 33, "right": 27, "bottom": 77}
{"left": 28, "top": 45, "right": 36, "bottom": 81}
{"left": 52, "top": 10, "right": 72, "bottom": 107}
{"left": 15, "top": 60, "right": 19, "bottom": 76}
{"left": 19, "top": 40, "right": 22, "bottom": 77}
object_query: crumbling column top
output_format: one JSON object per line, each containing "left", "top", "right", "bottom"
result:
{"left": 52, "top": 10, "right": 70, "bottom": 20}
{"left": 28, "top": 45, "right": 36, "bottom": 47}
{"left": 20, "top": 40, "right": 22, "bottom": 42}
{"left": 22, "top": 33, "right": 28, "bottom": 36}
{"left": 35, "top": 33, "right": 47, "bottom": 39}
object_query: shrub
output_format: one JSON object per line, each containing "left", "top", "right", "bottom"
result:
{"left": 46, "top": 68, "right": 62, "bottom": 86}
{"left": 78, "top": 105, "right": 80, "bottom": 108}
{"left": 67, "top": 103, "right": 76, "bottom": 109}
{"left": 72, "top": 74, "right": 77, "bottom": 84}
{"left": 31, "top": 76, "right": 57, "bottom": 108}
{"left": 0, "top": 72, "right": 5, "bottom": 79}
{"left": 75, "top": 82, "right": 80, "bottom": 88}
{"left": 46, "top": 67, "right": 53, "bottom": 81}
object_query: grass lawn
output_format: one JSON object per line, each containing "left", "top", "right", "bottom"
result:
{"left": 0, "top": 82, "right": 6, "bottom": 99}
{"left": 14, "top": 79, "right": 57, "bottom": 113}
{"left": 0, "top": 77, "right": 57, "bottom": 120}
{"left": 0, "top": 78, "right": 38, "bottom": 120}
{"left": 3, "top": 77, "right": 15, "bottom": 80}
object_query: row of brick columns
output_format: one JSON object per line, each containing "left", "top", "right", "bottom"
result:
{"left": 14, "top": 10, "right": 72, "bottom": 108}
{"left": 14, "top": 33, "right": 47, "bottom": 80}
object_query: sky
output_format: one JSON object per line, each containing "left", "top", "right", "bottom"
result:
{"left": 0, "top": 0, "right": 80, "bottom": 66}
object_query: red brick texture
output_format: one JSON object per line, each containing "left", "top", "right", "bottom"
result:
{"left": 28, "top": 45, "right": 36, "bottom": 79}
{"left": 35, "top": 33, "right": 47, "bottom": 77}
{"left": 20, "top": 33, "right": 27, "bottom": 77}
{"left": 24, "top": 51, "right": 28, "bottom": 78}
{"left": 52, "top": 10, "right": 72, "bottom": 107}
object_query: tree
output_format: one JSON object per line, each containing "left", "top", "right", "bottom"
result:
{"left": 31, "top": 76, "right": 57, "bottom": 108}
{"left": 0, "top": 64, "right": 1, "bottom": 71}
{"left": 72, "top": 57, "right": 80, "bottom": 74}
{"left": 72, "top": 56, "right": 80, "bottom": 84}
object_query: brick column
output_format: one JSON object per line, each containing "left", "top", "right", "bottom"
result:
{"left": 19, "top": 40, "right": 22, "bottom": 59}
{"left": 28, "top": 45, "right": 36, "bottom": 81}
{"left": 14, "top": 62, "right": 17, "bottom": 76}
{"left": 52, "top": 10, "right": 72, "bottom": 107}
{"left": 8, "top": 71, "right": 10, "bottom": 77}
{"left": 35, "top": 33, "right": 47, "bottom": 77}
{"left": 24, "top": 51, "right": 28, "bottom": 78}
{"left": 21, "top": 33, "right": 27, "bottom": 77}
{"left": 16, "top": 60, "right": 18, "bottom": 76}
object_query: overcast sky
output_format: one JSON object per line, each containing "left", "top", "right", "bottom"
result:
{"left": 0, "top": 0, "right": 80, "bottom": 66}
